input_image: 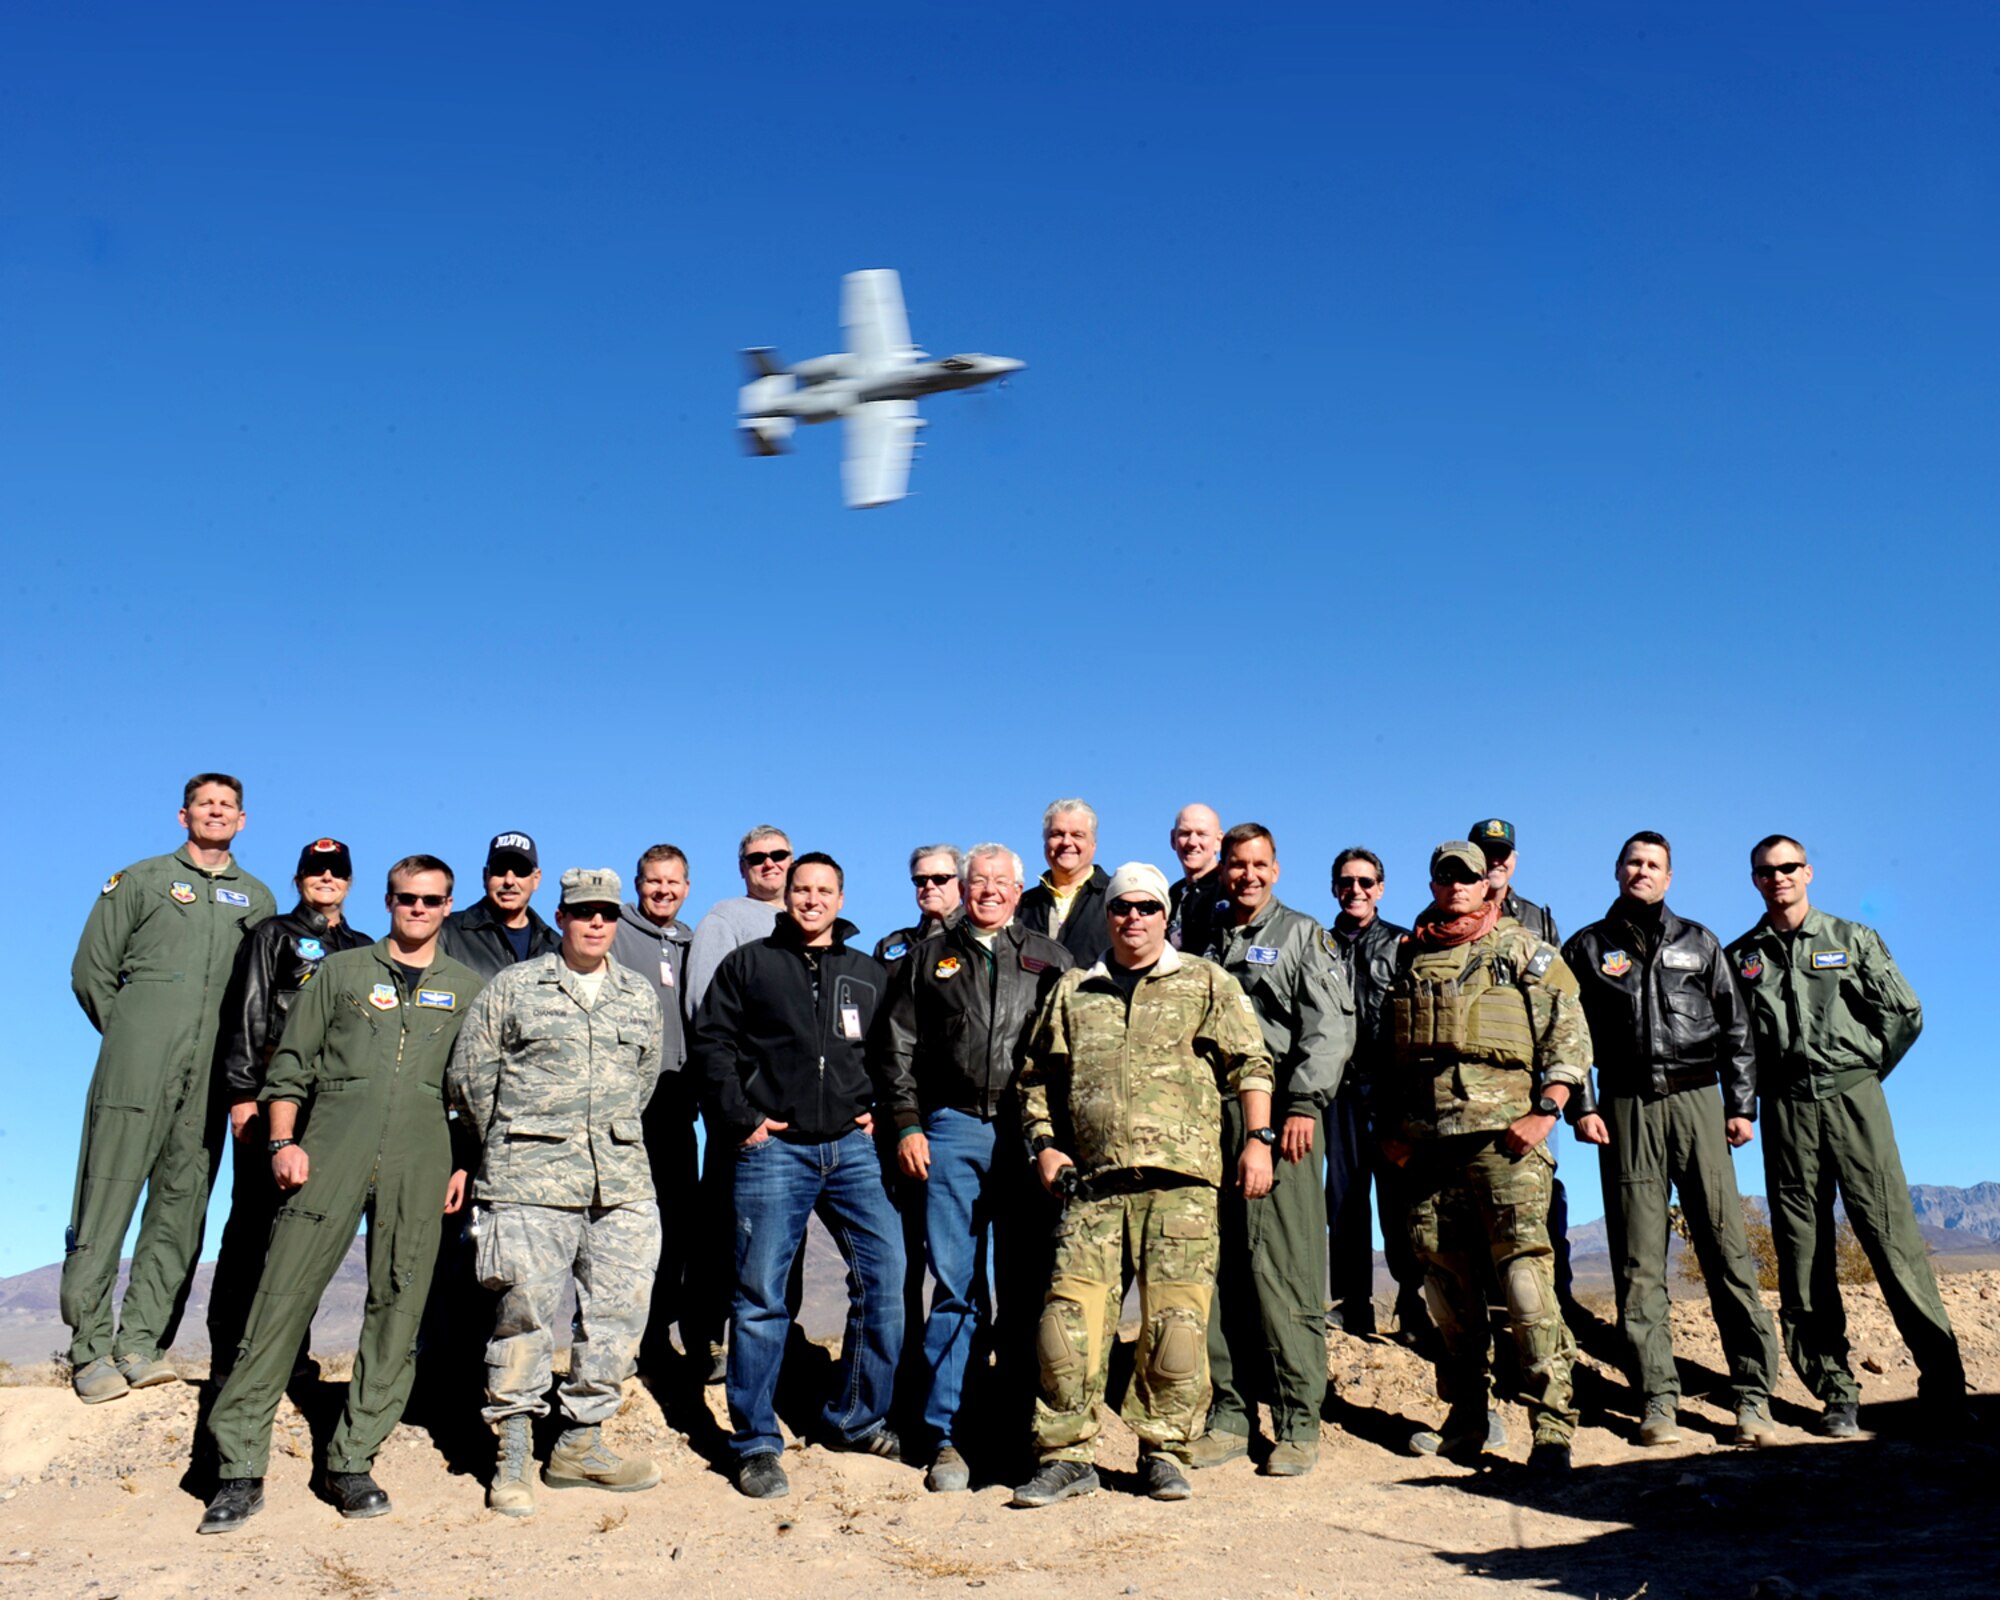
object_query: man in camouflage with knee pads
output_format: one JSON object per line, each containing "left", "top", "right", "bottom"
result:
{"left": 1380, "top": 841, "right": 1593, "bottom": 1474}
{"left": 1010, "top": 862, "right": 1274, "bottom": 1508}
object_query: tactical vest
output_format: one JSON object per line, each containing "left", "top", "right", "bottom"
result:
{"left": 1391, "top": 933, "right": 1550, "bottom": 1124}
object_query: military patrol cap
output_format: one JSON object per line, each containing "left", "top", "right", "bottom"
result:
{"left": 559, "top": 867, "right": 623, "bottom": 908}
{"left": 487, "top": 831, "right": 539, "bottom": 871}
{"left": 1103, "top": 861, "right": 1172, "bottom": 908}
{"left": 296, "top": 837, "right": 354, "bottom": 878}
{"left": 1468, "top": 818, "right": 1517, "bottom": 857}
{"left": 1431, "top": 840, "right": 1488, "bottom": 881}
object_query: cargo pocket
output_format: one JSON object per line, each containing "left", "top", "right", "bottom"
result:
{"left": 1155, "top": 1204, "right": 1217, "bottom": 1283}
{"left": 472, "top": 1205, "right": 512, "bottom": 1291}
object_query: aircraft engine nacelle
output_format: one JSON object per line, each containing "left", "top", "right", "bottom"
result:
{"left": 790, "top": 354, "right": 848, "bottom": 383}
{"left": 738, "top": 372, "right": 798, "bottom": 455}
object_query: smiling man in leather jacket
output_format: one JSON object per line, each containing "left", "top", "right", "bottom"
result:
{"left": 1563, "top": 831, "right": 1779, "bottom": 1448}
{"left": 207, "top": 837, "right": 372, "bottom": 1378}
{"left": 874, "top": 843, "right": 1072, "bottom": 1491}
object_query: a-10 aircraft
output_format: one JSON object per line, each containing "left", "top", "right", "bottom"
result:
{"left": 737, "top": 269, "right": 1024, "bottom": 508}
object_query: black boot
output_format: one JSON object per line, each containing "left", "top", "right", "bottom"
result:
{"left": 198, "top": 1478, "right": 265, "bottom": 1534}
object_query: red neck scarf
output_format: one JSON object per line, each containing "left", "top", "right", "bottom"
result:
{"left": 1409, "top": 897, "right": 1503, "bottom": 950}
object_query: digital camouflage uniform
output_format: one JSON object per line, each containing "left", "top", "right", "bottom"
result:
{"left": 64, "top": 847, "right": 275, "bottom": 1369}
{"left": 1726, "top": 909, "right": 1965, "bottom": 1405}
{"left": 448, "top": 952, "right": 664, "bottom": 1425}
{"left": 1386, "top": 918, "right": 1591, "bottom": 1445}
{"left": 1204, "top": 899, "right": 1355, "bottom": 1444}
{"left": 206, "top": 941, "right": 482, "bottom": 1479}
{"left": 1017, "top": 945, "right": 1273, "bottom": 1465}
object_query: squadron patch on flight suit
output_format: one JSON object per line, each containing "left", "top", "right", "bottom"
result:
{"left": 1740, "top": 956, "right": 1763, "bottom": 981}
{"left": 1811, "top": 950, "right": 1849, "bottom": 970}
{"left": 216, "top": 888, "right": 251, "bottom": 907}
{"left": 1246, "top": 946, "right": 1279, "bottom": 965}
{"left": 415, "top": 989, "right": 456, "bottom": 1009}
{"left": 100, "top": 872, "right": 123, "bottom": 895}
{"left": 170, "top": 882, "right": 196, "bottom": 904}
{"left": 935, "top": 955, "right": 962, "bottom": 980}
{"left": 1600, "top": 951, "right": 1632, "bottom": 978}
{"left": 368, "top": 983, "right": 399, "bottom": 1010}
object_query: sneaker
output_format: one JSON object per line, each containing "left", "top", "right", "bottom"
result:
{"left": 326, "top": 1470, "right": 391, "bottom": 1519}
{"left": 1817, "top": 1401, "right": 1861, "bottom": 1439}
{"left": 1011, "top": 1460, "right": 1099, "bottom": 1508}
{"left": 824, "top": 1425, "right": 902, "bottom": 1461}
{"left": 197, "top": 1478, "right": 265, "bottom": 1534}
{"left": 114, "top": 1353, "right": 178, "bottom": 1390}
{"left": 1142, "top": 1453, "right": 1193, "bottom": 1501}
{"left": 1732, "top": 1398, "right": 1776, "bottom": 1446}
{"left": 1188, "top": 1428, "right": 1250, "bottom": 1469}
{"left": 735, "top": 1452, "right": 790, "bottom": 1500}
{"left": 72, "top": 1356, "right": 129, "bottom": 1405}
{"left": 1259, "top": 1440, "right": 1318, "bottom": 1477}
{"left": 1526, "top": 1440, "right": 1572, "bottom": 1474}
{"left": 1637, "top": 1396, "right": 1684, "bottom": 1447}
{"left": 925, "top": 1445, "right": 970, "bottom": 1493}
{"left": 544, "top": 1424, "right": 660, "bottom": 1492}
{"left": 1408, "top": 1405, "right": 1504, "bottom": 1462}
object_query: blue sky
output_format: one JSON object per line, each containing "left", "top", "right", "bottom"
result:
{"left": 3, "top": 3, "right": 1996, "bottom": 1278}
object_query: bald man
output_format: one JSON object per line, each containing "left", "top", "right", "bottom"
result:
{"left": 1167, "top": 804, "right": 1227, "bottom": 956}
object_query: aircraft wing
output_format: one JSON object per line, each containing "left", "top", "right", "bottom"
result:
{"left": 842, "top": 269, "right": 915, "bottom": 373}
{"left": 842, "top": 399, "right": 922, "bottom": 509}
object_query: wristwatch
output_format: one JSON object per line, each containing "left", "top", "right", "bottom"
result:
{"left": 1247, "top": 1126, "right": 1278, "bottom": 1147}
{"left": 1029, "top": 1135, "right": 1061, "bottom": 1156}
{"left": 1532, "top": 1095, "right": 1563, "bottom": 1119}
{"left": 267, "top": 1137, "right": 299, "bottom": 1153}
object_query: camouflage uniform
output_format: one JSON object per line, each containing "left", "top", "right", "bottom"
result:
{"left": 1017, "top": 945, "right": 1273, "bottom": 1464}
{"left": 1385, "top": 919, "right": 1591, "bottom": 1445}
{"left": 448, "top": 952, "right": 663, "bottom": 1424}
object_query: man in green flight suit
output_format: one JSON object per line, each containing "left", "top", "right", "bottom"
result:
{"left": 1011, "top": 862, "right": 1274, "bottom": 1509}
{"left": 63, "top": 773, "right": 276, "bottom": 1403}
{"left": 1726, "top": 834, "right": 1967, "bottom": 1438}
{"left": 1381, "top": 841, "right": 1592, "bottom": 1474}
{"left": 198, "top": 855, "right": 483, "bottom": 1533}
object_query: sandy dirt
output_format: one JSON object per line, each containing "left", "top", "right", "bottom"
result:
{"left": 3, "top": 1272, "right": 1997, "bottom": 1600}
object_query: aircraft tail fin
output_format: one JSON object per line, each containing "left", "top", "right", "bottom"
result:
{"left": 742, "top": 346, "right": 786, "bottom": 380}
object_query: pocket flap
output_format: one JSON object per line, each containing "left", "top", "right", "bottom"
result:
{"left": 610, "top": 1118, "right": 644, "bottom": 1143}
{"left": 1162, "top": 1214, "right": 1212, "bottom": 1240}
{"left": 505, "top": 1118, "right": 569, "bottom": 1142}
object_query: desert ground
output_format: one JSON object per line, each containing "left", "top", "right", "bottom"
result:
{"left": 3, "top": 1270, "right": 1996, "bottom": 1600}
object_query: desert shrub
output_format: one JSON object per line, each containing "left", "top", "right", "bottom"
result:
{"left": 1673, "top": 1198, "right": 1875, "bottom": 1290}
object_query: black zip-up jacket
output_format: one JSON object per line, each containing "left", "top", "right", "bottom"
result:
{"left": 438, "top": 897, "right": 560, "bottom": 982}
{"left": 216, "top": 903, "right": 373, "bottom": 1100}
{"left": 872, "top": 920, "right": 1074, "bottom": 1133}
{"left": 1018, "top": 865, "right": 1113, "bottom": 968}
{"left": 692, "top": 915, "right": 886, "bottom": 1143}
{"left": 1563, "top": 900, "right": 1757, "bottom": 1120}
{"left": 1325, "top": 913, "right": 1409, "bottom": 1054}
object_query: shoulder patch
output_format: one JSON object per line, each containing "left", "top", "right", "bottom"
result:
{"left": 297, "top": 937, "right": 325, "bottom": 960}
{"left": 100, "top": 872, "right": 123, "bottom": 895}
{"left": 1739, "top": 956, "right": 1763, "bottom": 982}
{"left": 1238, "top": 994, "right": 1256, "bottom": 1014}
{"left": 415, "top": 988, "right": 457, "bottom": 1009}
{"left": 1524, "top": 947, "right": 1555, "bottom": 980}
{"left": 882, "top": 941, "right": 909, "bottom": 961}
{"left": 1811, "top": 950, "right": 1849, "bottom": 970}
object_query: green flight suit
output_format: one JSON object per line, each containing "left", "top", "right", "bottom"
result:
{"left": 62, "top": 847, "right": 275, "bottom": 1367}
{"left": 206, "top": 941, "right": 484, "bottom": 1479}
{"left": 1727, "top": 909, "right": 1965, "bottom": 1405}
{"left": 1204, "top": 899, "right": 1355, "bottom": 1444}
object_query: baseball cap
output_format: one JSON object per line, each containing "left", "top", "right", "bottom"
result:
{"left": 1103, "top": 861, "right": 1172, "bottom": 907}
{"left": 1431, "top": 841, "right": 1488, "bottom": 880}
{"left": 486, "top": 831, "right": 538, "bottom": 871}
{"left": 1468, "top": 818, "right": 1517, "bottom": 855}
{"left": 560, "top": 867, "right": 623, "bottom": 908}
{"left": 296, "top": 837, "right": 354, "bottom": 878}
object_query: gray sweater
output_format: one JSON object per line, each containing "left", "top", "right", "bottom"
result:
{"left": 684, "top": 895, "right": 784, "bottom": 1017}
{"left": 611, "top": 905, "right": 693, "bottom": 1072}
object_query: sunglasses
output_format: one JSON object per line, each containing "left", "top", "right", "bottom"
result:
{"left": 1753, "top": 860, "right": 1807, "bottom": 880}
{"left": 911, "top": 873, "right": 956, "bottom": 888}
{"left": 392, "top": 892, "right": 448, "bottom": 908}
{"left": 1109, "top": 900, "right": 1165, "bottom": 919}
{"left": 742, "top": 849, "right": 792, "bottom": 867}
{"left": 1432, "top": 867, "right": 1484, "bottom": 887}
{"left": 1335, "top": 875, "right": 1379, "bottom": 891}
{"left": 565, "top": 904, "right": 619, "bottom": 923}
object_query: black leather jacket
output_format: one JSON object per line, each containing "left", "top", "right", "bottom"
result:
{"left": 216, "top": 904, "right": 373, "bottom": 1099}
{"left": 439, "top": 897, "right": 560, "bottom": 981}
{"left": 1325, "top": 913, "right": 1408, "bottom": 1050}
{"left": 872, "top": 920, "right": 1073, "bottom": 1132}
{"left": 1018, "top": 865, "right": 1112, "bottom": 968}
{"left": 1563, "top": 900, "right": 1757, "bottom": 1120}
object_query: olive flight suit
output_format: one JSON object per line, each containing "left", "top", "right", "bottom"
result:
{"left": 206, "top": 942, "right": 483, "bottom": 1479}
{"left": 63, "top": 848, "right": 275, "bottom": 1368}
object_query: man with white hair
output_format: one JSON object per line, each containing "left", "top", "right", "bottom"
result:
{"left": 1018, "top": 799, "right": 1113, "bottom": 968}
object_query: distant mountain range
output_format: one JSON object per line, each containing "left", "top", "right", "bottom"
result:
{"left": 5, "top": 1184, "right": 1997, "bottom": 1366}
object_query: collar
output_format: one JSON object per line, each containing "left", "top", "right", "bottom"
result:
{"left": 174, "top": 844, "right": 241, "bottom": 879}
{"left": 1082, "top": 942, "right": 1184, "bottom": 983}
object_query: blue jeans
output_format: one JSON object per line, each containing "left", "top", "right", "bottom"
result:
{"left": 728, "top": 1126, "right": 905, "bottom": 1460}
{"left": 915, "top": 1109, "right": 1000, "bottom": 1447}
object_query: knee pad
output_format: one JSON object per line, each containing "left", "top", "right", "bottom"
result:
{"left": 1146, "top": 1308, "right": 1204, "bottom": 1385}
{"left": 1503, "top": 1258, "right": 1549, "bottom": 1325}
{"left": 1036, "top": 1289, "right": 1093, "bottom": 1412}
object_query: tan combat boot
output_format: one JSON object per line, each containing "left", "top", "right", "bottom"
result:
{"left": 488, "top": 1413, "right": 537, "bottom": 1517}
{"left": 544, "top": 1424, "right": 660, "bottom": 1492}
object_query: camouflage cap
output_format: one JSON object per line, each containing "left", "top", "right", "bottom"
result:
{"left": 1103, "top": 861, "right": 1172, "bottom": 907}
{"left": 1467, "top": 818, "right": 1516, "bottom": 855}
{"left": 1430, "top": 841, "right": 1488, "bottom": 880}
{"left": 559, "top": 867, "right": 623, "bottom": 907}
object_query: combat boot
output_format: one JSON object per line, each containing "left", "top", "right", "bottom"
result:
{"left": 1260, "top": 1439, "right": 1318, "bottom": 1477}
{"left": 1408, "top": 1404, "right": 1504, "bottom": 1463}
{"left": 114, "top": 1352, "right": 178, "bottom": 1390}
{"left": 197, "top": 1478, "right": 265, "bottom": 1534}
{"left": 72, "top": 1357, "right": 129, "bottom": 1405}
{"left": 488, "top": 1414, "right": 537, "bottom": 1517}
{"left": 1142, "top": 1453, "right": 1193, "bottom": 1501}
{"left": 544, "top": 1423, "right": 661, "bottom": 1492}
{"left": 1188, "top": 1428, "right": 1250, "bottom": 1469}
{"left": 1637, "top": 1395, "right": 1684, "bottom": 1446}
{"left": 1732, "top": 1398, "right": 1776, "bottom": 1446}
{"left": 1817, "top": 1401, "right": 1861, "bottom": 1439}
